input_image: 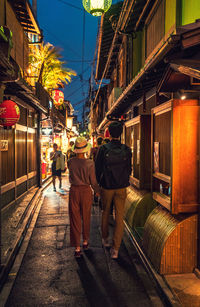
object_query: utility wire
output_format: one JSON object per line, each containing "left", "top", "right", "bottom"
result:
{"left": 64, "top": 59, "right": 92, "bottom": 63}
{"left": 72, "top": 97, "right": 87, "bottom": 107}
{"left": 76, "top": 103, "right": 86, "bottom": 111}
{"left": 67, "top": 65, "right": 92, "bottom": 85}
{"left": 81, "top": 10, "right": 86, "bottom": 98}
{"left": 89, "top": 19, "right": 101, "bottom": 103}
{"left": 66, "top": 80, "right": 89, "bottom": 99}
{"left": 42, "top": 25, "right": 81, "bottom": 58}
{"left": 57, "top": 0, "right": 83, "bottom": 11}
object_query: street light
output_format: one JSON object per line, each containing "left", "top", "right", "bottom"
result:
{"left": 82, "top": 0, "right": 112, "bottom": 16}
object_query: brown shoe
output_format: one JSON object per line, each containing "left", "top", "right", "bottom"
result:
{"left": 74, "top": 250, "right": 82, "bottom": 258}
{"left": 83, "top": 243, "right": 89, "bottom": 251}
{"left": 110, "top": 248, "right": 118, "bottom": 259}
{"left": 102, "top": 238, "right": 111, "bottom": 248}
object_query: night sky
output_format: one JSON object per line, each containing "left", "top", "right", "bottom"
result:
{"left": 30, "top": 0, "right": 99, "bottom": 120}
{"left": 30, "top": 0, "right": 120, "bottom": 121}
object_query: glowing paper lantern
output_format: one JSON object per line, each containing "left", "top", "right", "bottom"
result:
{"left": 52, "top": 90, "right": 64, "bottom": 106}
{"left": 0, "top": 100, "right": 20, "bottom": 127}
{"left": 82, "top": 0, "right": 112, "bottom": 16}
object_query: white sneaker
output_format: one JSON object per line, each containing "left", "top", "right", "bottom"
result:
{"left": 110, "top": 248, "right": 118, "bottom": 259}
{"left": 102, "top": 238, "right": 111, "bottom": 248}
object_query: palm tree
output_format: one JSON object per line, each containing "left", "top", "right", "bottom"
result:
{"left": 28, "top": 42, "right": 76, "bottom": 94}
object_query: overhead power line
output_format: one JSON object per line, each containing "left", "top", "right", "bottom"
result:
{"left": 42, "top": 26, "right": 93, "bottom": 63}
{"left": 42, "top": 25, "right": 81, "bottom": 58}
{"left": 57, "top": 0, "right": 83, "bottom": 11}
{"left": 66, "top": 80, "right": 89, "bottom": 99}
{"left": 68, "top": 65, "right": 92, "bottom": 85}
{"left": 76, "top": 104, "right": 86, "bottom": 111}
{"left": 64, "top": 59, "right": 92, "bottom": 63}
{"left": 81, "top": 10, "right": 86, "bottom": 98}
{"left": 72, "top": 97, "right": 87, "bottom": 107}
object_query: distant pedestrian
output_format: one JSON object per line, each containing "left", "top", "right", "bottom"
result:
{"left": 95, "top": 121, "right": 132, "bottom": 259}
{"left": 50, "top": 143, "right": 65, "bottom": 191}
{"left": 90, "top": 136, "right": 103, "bottom": 161}
{"left": 68, "top": 137, "right": 100, "bottom": 258}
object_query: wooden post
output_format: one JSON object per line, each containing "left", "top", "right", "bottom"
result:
{"left": 0, "top": 84, "right": 6, "bottom": 266}
{"left": 0, "top": 132, "right": 1, "bottom": 268}
{"left": 14, "top": 125, "right": 17, "bottom": 203}
{"left": 150, "top": 109, "right": 154, "bottom": 193}
{"left": 36, "top": 112, "right": 41, "bottom": 187}
{"left": 27, "top": 109, "right": 28, "bottom": 191}
{"left": 198, "top": 105, "right": 200, "bottom": 269}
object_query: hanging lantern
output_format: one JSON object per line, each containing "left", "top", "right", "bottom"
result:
{"left": 52, "top": 90, "right": 64, "bottom": 107}
{"left": 82, "top": 0, "right": 112, "bottom": 17}
{"left": 0, "top": 100, "right": 20, "bottom": 127}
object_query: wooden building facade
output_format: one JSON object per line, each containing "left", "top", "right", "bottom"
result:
{"left": 93, "top": 0, "right": 200, "bottom": 274}
{"left": 0, "top": 0, "right": 48, "bottom": 211}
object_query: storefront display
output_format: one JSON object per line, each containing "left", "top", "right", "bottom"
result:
{"left": 41, "top": 132, "right": 53, "bottom": 180}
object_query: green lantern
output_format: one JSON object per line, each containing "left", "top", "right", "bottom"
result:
{"left": 82, "top": 0, "right": 112, "bottom": 17}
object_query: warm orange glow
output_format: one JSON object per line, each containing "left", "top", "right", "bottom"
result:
{"left": 172, "top": 99, "right": 199, "bottom": 214}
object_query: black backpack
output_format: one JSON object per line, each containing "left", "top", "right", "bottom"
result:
{"left": 102, "top": 143, "right": 131, "bottom": 189}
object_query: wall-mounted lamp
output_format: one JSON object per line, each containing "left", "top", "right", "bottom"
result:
{"left": 180, "top": 95, "right": 186, "bottom": 100}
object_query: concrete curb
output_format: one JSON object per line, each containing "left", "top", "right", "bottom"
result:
{"left": 0, "top": 178, "right": 52, "bottom": 306}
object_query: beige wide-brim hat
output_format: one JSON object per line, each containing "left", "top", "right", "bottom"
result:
{"left": 72, "top": 136, "right": 91, "bottom": 153}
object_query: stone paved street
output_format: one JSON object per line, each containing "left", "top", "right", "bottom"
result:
{"left": 5, "top": 176, "right": 155, "bottom": 306}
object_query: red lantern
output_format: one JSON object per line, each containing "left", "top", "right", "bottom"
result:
{"left": 0, "top": 100, "right": 20, "bottom": 127}
{"left": 104, "top": 127, "right": 110, "bottom": 138}
{"left": 52, "top": 90, "right": 64, "bottom": 106}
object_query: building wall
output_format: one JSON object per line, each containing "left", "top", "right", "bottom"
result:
{"left": 141, "top": 28, "right": 145, "bottom": 67}
{"left": 181, "top": 0, "right": 200, "bottom": 25}
{"left": 165, "top": 0, "right": 177, "bottom": 33}
{"left": 0, "top": 102, "right": 37, "bottom": 209}
{"left": 0, "top": 1, "right": 5, "bottom": 25}
{"left": 133, "top": 31, "right": 142, "bottom": 78}
{"left": 6, "top": 2, "right": 29, "bottom": 75}
{"left": 0, "top": 128, "right": 15, "bottom": 185}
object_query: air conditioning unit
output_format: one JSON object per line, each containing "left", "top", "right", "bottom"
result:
{"left": 108, "top": 87, "right": 122, "bottom": 109}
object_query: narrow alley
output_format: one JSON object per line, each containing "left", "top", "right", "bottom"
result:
{"left": 4, "top": 175, "right": 162, "bottom": 307}
{"left": 1, "top": 1, "right": 200, "bottom": 307}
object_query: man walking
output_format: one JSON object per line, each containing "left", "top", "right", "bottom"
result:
{"left": 95, "top": 121, "right": 132, "bottom": 259}
{"left": 50, "top": 143, "right": 65, "bottom": 191}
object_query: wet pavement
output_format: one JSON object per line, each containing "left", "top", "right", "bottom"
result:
{"left": 5, "top": 175, "right": 156, "bottom": 306}
{"left": 1, "top": 187, "right": 38, "bottom": 264}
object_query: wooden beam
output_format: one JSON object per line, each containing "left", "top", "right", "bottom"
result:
{"left": 135, "top": 0, "right": 152, "bottom": 31}
{"left": 25, "top": 1, "right": 41, "bottom": 34}
{"left": 171, "top": 63, "right": 200, "bottom": 80}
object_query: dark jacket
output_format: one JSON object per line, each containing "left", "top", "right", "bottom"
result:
{"left": 95, "top": 140, "right": 132, "bottom": 189}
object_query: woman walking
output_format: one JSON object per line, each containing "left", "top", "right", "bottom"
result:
{"left": 67, "top": 137, "right": 100, "bottom": 258}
